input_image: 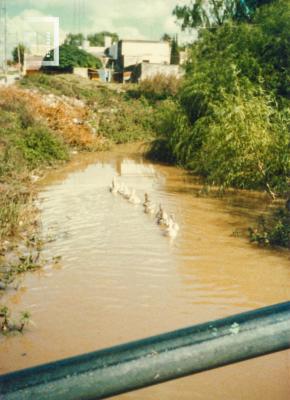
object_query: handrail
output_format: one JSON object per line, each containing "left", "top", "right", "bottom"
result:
{"left": 0, "top": 301, "right": 289, "bottom": 400}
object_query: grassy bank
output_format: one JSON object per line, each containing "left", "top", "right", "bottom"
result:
{"left": 0, "top": 74, "right": 159, "bottom": 297}
{"left": 20, "top": 74, "right": 157, "bottom": 144}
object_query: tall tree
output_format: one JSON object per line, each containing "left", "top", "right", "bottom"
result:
{"left": 12, "top": 43, "right": 26, "bottom": 65}
{"left": 170, "top": 35, "right": 180, "bottom": 65}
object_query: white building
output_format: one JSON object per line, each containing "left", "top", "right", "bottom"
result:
{"left": 115, "top": 40, "right": 170, "bottom": 69}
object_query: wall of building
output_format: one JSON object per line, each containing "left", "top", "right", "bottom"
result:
{"left": 139, "top": 62, "right": 183, "bottom": 81}
{"left": 73, "top": 67, "right": 89, "bottom": 79}
{"left": 120, "top": 41, "right": 170, "bottom": 68}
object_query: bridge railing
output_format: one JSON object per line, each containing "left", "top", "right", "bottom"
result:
{"left": 0, "top": 301, "right": 289, "bottom": 400}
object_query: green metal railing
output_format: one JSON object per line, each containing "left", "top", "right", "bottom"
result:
{"left": 0, "top": 301, "right": 289, "bottom": 400}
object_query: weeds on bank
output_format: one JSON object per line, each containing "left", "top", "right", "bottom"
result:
{"left": 127, "top": 74, "right": 181, "bottom": 102}
{"left": 249, "top": 207, "right": 290, "bottom": 248}
{"left": 20, "top": 74, "right": 158, "bottom": 145}
{"left": 0, "top": 306, "right": 31, "bottom": 335}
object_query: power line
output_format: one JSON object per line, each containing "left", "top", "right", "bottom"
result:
{"left": 72, "top": 0, "right": 86, "bottom": 35}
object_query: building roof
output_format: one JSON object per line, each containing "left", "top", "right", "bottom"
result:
{"left": 120, "top": 39, "right": 163, "bottom": 44}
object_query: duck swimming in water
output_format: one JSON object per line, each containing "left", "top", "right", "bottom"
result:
{"left": 128, "top": 189, "right": 141, "bottom": 204}
{"left": 109, "top": 177, "right": 118, "bottom": 194}
{"left": 143, "top": 193, "right": 150, "bottom": 207}
{"left": 118, "top": 183, "right": 130, "bottom": 199}
{"left": 156, "top": 204, "right": 169, "bottom": 226}
{"left": 164, "top": 214, "right": 179, "bottom": 239}
{"left": 143, "top": 193, "right": 155, "bottom": 214}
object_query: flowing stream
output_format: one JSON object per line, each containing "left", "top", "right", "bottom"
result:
{"left": 1, "top": 144, "right": 289, "bottom": 399}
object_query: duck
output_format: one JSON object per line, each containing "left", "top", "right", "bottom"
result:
{"left": 164, "top": 214, "right": 179, "bottom": 239}
{"left": 122, "top": 185, "right": 131, "bottom": 200}
{"left": 156, "top": 204, "right": 169, "bottom": 226}
{"left": 143, "top": 194, "right": 156, "bottom": 215}
{"left": 109, "top": 177, "right": 118, "bottom": 194}
{"left": 143, "top": 193, "right": 150, "bottom": 207}
{"left": 128, "top": 189, "right": 141, "bottom": 205}
{"left": 118, "top": 182, "right": 126, "bottom": 196}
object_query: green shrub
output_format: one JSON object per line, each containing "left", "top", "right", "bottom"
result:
{"left": 44, "top": 44, "right": 102, "bottom": 70}
{"left": 137, "top": 74, "right": 181, "bottom": 101}
{"left": 249, "top": 208, "right": 290, "bottom": 248}
{"left": 18, "top": 126, "right": 68, "bottom": 168}
{"left": 147, "top": 0, "right": 290, "bottom": 197}
{"left": 192, "top": 85, "right": 289, "bottom": 193}
{"left": 127, "top": 74, "right": 181, "bottom": 102}
{"left": 99, "top": 98, "right": 156, "bottom": 144}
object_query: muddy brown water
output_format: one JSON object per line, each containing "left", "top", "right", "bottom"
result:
{"left": 1, "top": 144, "right": 289, "bottom": 399}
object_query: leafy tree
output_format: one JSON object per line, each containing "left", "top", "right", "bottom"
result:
{"left": 173, "top": 0, "right": 277, "bottom": 30}
{"left": 161, "top": 33, "right": 172, "bottom": 42}
{"left": 170, "top": 35, "right": 180, "bottom": 65}
{"left": 44, "top": 44, "right": 102, "bottom": 70}
{"left": 149, "top": 0, "right": 290, "bottom": 196}
{"left": 87, "top": 31, "right": 118, "bottom": 46}
{"left": 64, "top": 33, "right": 85, "bottom": 47}
{"left": 12, "top": 43, "right": 26, "bottom": 65}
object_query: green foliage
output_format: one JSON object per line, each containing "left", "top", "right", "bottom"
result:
{"left": 0, "top": 89, "right": 69, "bottom": 241}
{"left": 173, "top": 0, "right": 277, "bottom": 30}
{"left": 170, "top": 35, "right": 180, "bottom": 65}
{"left": 190, "top": 85, "right": 289, "bottom": 192}
{"left": 99, "top": 97, "right": 156, "bottom": 144}
{"left": 18, "top": 126, "right": 68, "bottom": 168}
{"left": 249, "top": 208, "right": 290, "bottom": 248}
{"left": 87, "top": 31, "right": 118, "bottom": 46}
{"left": 128, "top": 74, "right": 181, "bottom": 102}
{"left": 147, "top": 99, "right": 190, "bottom": 163}
{"left": 12, "top": 43, "right": 26, "bottom": 65}
{"left": 161, "top": 33, "right": 172, "bottom": 42}
{"left": 64, "top": 33, "right": 85, "bottom": 47}
{"left": 149, "top": 0, "right": 290, "bottom": 198}
{"left": 44, "top": 44, "right": 102, "bottom": 70}
{"left": 0, "top": 306, "right": 31, "bottom": 334}
{"left": 20, "top": 74, "right": 157, "bottom": 145}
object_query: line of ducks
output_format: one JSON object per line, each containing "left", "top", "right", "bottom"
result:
{"left": 109, "top": 177, "right": 179, "bottom": 239}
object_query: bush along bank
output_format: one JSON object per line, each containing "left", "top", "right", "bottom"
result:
{"left": 147, "top": 0, "right": 290, "bottom": 248}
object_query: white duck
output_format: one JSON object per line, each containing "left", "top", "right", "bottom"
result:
{"left": 164, "top": 214, "right": 179, "bottom": 239}
{"left": 128, "top": 189, "right": 141, "bottom": 205}
{"left": 118, "top": 182, "right": 128, "bottom": 197}
{"left": 143, "top": 193, "right": 156, "bottom": 214}
{"left": 122, "top": 185, "right": 131, "bottom": 200}
{"left": 109, "top": 177, "right": 118, "bottom": 194}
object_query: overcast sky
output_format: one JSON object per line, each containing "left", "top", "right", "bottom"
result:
{"left": 7, "top": 0, "right": 196, "bottom": 47}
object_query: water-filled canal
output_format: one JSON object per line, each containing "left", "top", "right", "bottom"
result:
{"left": 1, "top": 144, "right": 289, "bottom": 399}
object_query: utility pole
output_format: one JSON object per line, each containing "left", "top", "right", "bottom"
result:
{"left": 0, "top": 0, "right": 8, "bottom": 82}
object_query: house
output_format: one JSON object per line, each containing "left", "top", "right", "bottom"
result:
{"left": 113, "top": 40, "right": 170, "bottom": 70}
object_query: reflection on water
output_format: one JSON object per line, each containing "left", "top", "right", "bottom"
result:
{"left": 0, "top": 144, "right": 289, "bottom": 400}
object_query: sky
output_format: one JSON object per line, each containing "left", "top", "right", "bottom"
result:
{"left": 6, "top": 0, "right": 197, "bottom": 51}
